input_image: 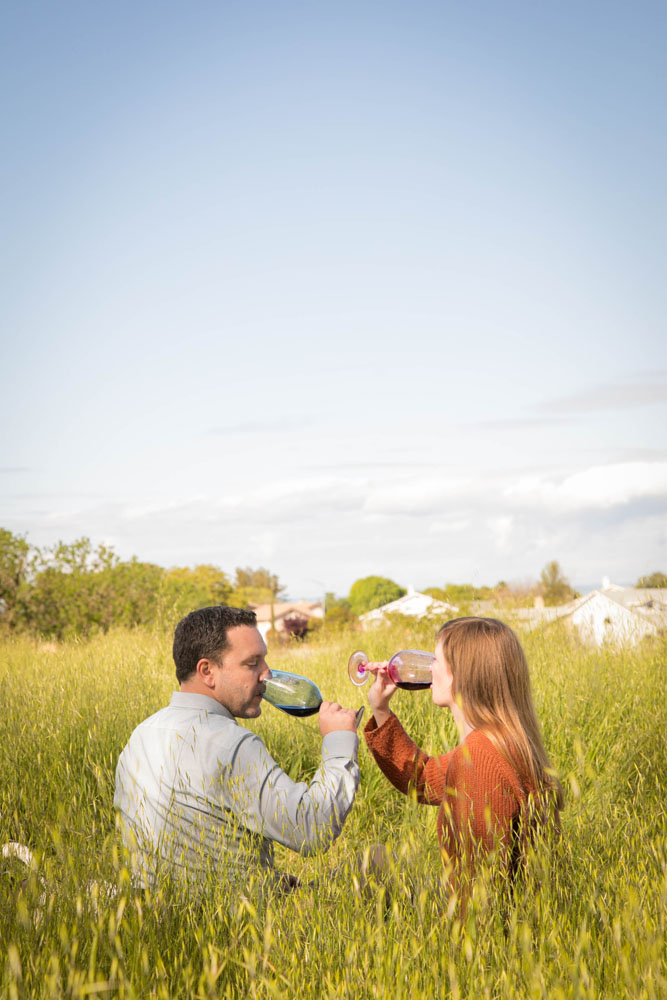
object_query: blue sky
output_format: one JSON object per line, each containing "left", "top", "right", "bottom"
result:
{"left": 2, "top": 0, "right": 666, "bottom": 597}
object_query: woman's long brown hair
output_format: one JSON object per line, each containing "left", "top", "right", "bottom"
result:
{"left": 437, "top": 617, "right": 564, "bottom": 810}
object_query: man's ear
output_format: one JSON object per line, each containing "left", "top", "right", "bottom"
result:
{"left": 196, "top": 657, "right": 217, "bottom": 689}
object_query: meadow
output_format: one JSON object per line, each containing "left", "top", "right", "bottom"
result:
{"left": 1, "top": 619, "right": 665, "bottom": 999}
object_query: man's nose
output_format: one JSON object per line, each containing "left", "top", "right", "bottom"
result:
{"left": 261, "top": 663, "right": 271, "bottom": 681}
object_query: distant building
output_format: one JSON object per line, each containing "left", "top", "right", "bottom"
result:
{"left": 251, "top": 600, "right": 324, "bottom": 640}
{"left": 515, "top": 582, "right": 667, "bottom": 646}
{"left": 359, "top": 587, "right": 458, "bottom": 628}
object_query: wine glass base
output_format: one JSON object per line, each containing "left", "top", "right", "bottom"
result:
{"left": 347, "top": 650, "right": 369, "bottom": 686}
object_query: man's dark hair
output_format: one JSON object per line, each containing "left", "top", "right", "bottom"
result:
{"left": 173, "top": 605, "right": 257, "bottom": 683}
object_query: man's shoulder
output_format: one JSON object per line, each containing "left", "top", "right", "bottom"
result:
{"left": 137, "top": 695, "right": 227, "bottom": 725}
{"left": 120, "top": 702, "right": 265, "bottom": 778}
{"left": 131, "top": 700, "right": 256, "bottom": 746}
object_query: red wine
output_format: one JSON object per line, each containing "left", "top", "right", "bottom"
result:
{"left": 273, "top": 704, "right": 321, "bottom": 717}
{"left": 395, "top": 681, "right": 431, "bottom": 690}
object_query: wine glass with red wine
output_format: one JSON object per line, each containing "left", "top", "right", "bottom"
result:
{"left": 347, "top": 649, "right": 435, "bottom": 689}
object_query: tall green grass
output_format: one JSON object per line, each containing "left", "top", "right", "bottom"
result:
{"left": 1, "top": 622, "right": 665, "bottom": 998}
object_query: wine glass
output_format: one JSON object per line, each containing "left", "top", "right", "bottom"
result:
{"left": 347, "top": 649, "right": 435, "bottom": 689}
{"left": 263, "top": 670, "right": 323, "bottom": 717}
{"left": 263, "top": 671, "right": 365, "bottom": 728}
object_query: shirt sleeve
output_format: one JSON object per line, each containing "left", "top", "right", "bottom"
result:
{"left": 220, "top": 729, "right": 360, "bottom": 855}
{"left": 364, "top": 712, "right": 454, "bottom": 806}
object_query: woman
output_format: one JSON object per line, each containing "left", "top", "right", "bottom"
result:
{"left": 364, "top": 617, "right": 562, "bottom": 895}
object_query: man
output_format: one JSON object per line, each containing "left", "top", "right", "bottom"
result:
{"left": 114, "top": 605, "right": 359, "bottom": 890}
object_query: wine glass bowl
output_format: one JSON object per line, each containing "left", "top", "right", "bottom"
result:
{"left": 387, "top": 649, "right": 435, "bottom": 689}
{"left": 263, "top": 670, "right": 323, "bottom": 717}
{"left": 347, "top": 649, "right": 435, "bottom": 690}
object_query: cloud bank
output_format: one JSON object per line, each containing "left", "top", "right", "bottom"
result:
{"left": 3, "top": 459, "right": 665, "bottom": 596}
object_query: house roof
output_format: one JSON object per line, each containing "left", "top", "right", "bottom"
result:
{"left": 250, "top": 600, "right": 323, "bottom": 623}
{"left": 515, "top": 596, "right": 583, "bottom": 625}
{"left": 516, "top": 585, "right": 667, "bottom": 633}
{"left": 359, "top": 590, "right": 458, "bottom": 623}
{"left": 597, "top": 589, "right": 667, "bottom": 628}
{"left": 599, "top": 586, "right": 667, "bottom": 612}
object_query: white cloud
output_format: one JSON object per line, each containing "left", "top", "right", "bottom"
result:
{"left": 246, "top": 531, "right": 278, "bottom": 561}
{"left": 124, "top": 497, "right": 208, "bottom": 520}
{"left": 3, "top": 457, "right": 665, "bottom": 596}
{"left": 538, "top": 378, "right": 667, "bottom": 414}
{"left": 363, "top": 476, "right": 474, "bottom": 516}
{"left": 487, "top": 516, "right": 513, "bottom": 552}
{"left": 503, "top": 462, "right": 667, "bottom": 511}
{"left": 428, "top": 518, "right": 471, "bottom": 535}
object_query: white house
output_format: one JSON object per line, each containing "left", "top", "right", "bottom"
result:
{"left": 359, "top": 587, "right": 458, "bottom": 628}
{"left": 516, "top": 582, "right": 667, "bottom": 646}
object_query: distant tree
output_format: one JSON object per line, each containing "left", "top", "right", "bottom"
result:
{"left": 636, "top": 571, "right": 667, "bottom": 588}
{"left": 347, "top": 576, "right": 406, "bottom": 616}
{"left": 164, "top": 565, "right": 232, "bottom": 607}
{"left": 14, "top": 542, "right": 103, "bottom": 638}
{"left": 322, "top": 592, "right": 355, "bottom": 630}
{"left": 2, "top": 530, "right": 276, "bottom": 638}
{"left": 40, "top": 537, "right": 118, "bottom": 574}
{"left": 229, "top": 567, "right": 288, "bottom": 637}
{"left": 423, "top": 583, "right": 493, "bottom": 608}
{"left": 230, "top": 567, "right": 286, "bottom": 607}
{"left": 0, "top": 528, "right": 31, "bottom": 625}
{"left": 493, "top": 578, "right": 541, "bottom": 609}
{"left": 13, "top": 539, "right": 166, "bottom": 638}
{"left": 539, "top": 561, "right": 576, "bottom": 606}
{"left": 103, "top": 559, "right": 165, "bottom": 630}
{"left": 422, "top": 586, "right": 449, "bottom": 603}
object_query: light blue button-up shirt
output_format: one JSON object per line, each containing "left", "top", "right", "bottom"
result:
{"left": 114, "top": 692, "right": 359, "bottom": 887}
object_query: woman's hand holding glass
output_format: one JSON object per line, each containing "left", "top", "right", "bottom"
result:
{"left": 362, "top": 661, "right": 396, "bottom": 727}
{"left": 347, "top": 648, "right": 435, "bottom": 727}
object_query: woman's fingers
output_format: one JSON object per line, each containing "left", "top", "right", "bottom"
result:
{"left": 362, "top": 660, "right": 388, "bottom": 676}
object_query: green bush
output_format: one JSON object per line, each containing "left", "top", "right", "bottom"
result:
{"left": 348, "top": 575, "right": 406, "bottom": 615}
{"left": 0, "top": 529, "right": 235, "bottom": 640}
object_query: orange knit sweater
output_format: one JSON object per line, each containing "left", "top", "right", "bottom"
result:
{"left": 364, "top": 712, "right": 534, "bottom": 884}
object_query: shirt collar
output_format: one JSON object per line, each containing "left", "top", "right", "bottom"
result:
{"left": 169, "top": 690, "right": 236, "bottom": 721}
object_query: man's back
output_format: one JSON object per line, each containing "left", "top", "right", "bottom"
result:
{"left": 114, "top": 691, "right": 359, "bottom": 888}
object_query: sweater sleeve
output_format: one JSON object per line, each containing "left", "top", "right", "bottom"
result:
{"left": 364, "top": 712, "right": 455, "bottom": 806}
